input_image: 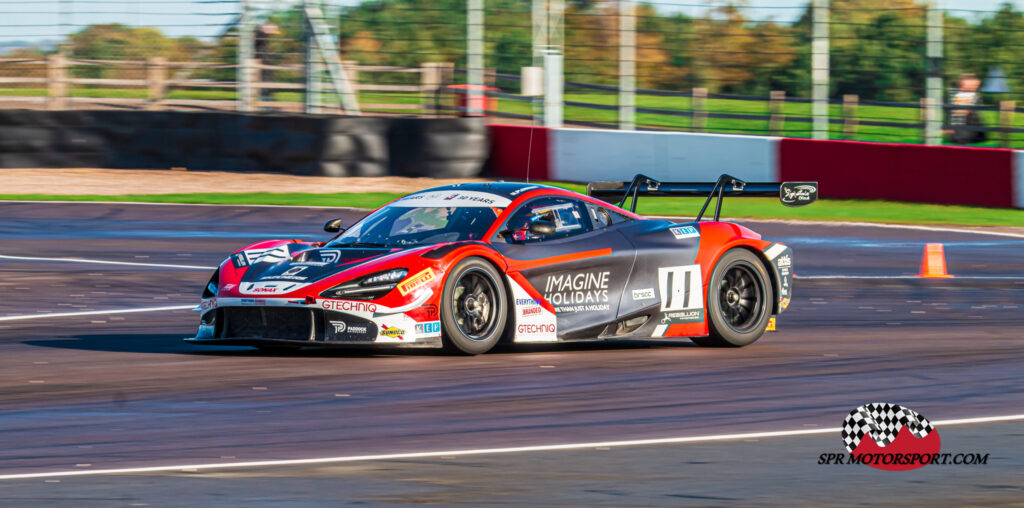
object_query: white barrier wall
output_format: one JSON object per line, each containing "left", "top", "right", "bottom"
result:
{"left": 551, "top": 128, "right": 779, "bottom": 182}
{"left": 1017, "top": 151, "right": 1024, "bottom": 208}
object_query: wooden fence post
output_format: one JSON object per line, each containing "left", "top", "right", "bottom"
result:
{"left": 421, "top": 62, "right": 442, "bottom": 116}
{"left": 1000, "top": 101, "right": 1016, "bottom": 148}
{"left": 147, "top": 56, "right": 167, "bottom": 110}
{"left": 692, "top": 87, "right": 707, "bottom": 132}
{"left": 47, "top": 53, "right": 67, "bottom": 110}
{"left": 769, "top": 90, "right": 785, "bottom": 136}
{"left": 842, "top": 94, "right": 859, "bottom": 139}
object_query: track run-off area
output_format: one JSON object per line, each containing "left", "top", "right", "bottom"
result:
{"left": 1, "top": 201, "right": 1023, "bottom": 506}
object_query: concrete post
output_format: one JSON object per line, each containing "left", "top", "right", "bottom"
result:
{"left": 618, "top": 0, "right": 635, "bottom": 130}
{"left": 812, "top": 0, "right": 830, "bottom": 140}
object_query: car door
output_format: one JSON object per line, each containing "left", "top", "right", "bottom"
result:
{"left": 491, "top": 196, "right": 637, "bottom": 338}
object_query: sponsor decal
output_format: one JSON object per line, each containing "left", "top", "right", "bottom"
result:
{"left": 321, "top": 300, "right": 378, "bottom": 313}
{"left": 780, "top": 182, "right": 818, "bottom": 206}
{"left": 260, "top": 265, "right": 309, "bottom": 282}
{"left": 414, "top": 321, "right": 441, "bottom": 335}
{"left": 318, "top": 250, "right": 341, "bottom": 263}
{"left": 348, "top": 325, "right": 368, "bottom": 334}
{"left": 817, "top": 403, "right": 989, "bottom": 470}
{"left": 200, "top": 298, "right": 218, "bottom": 312}
{"left": 379, "top": 325, "right": 405, "bottom": 340}
{"left": 515, "top": 298, "right": 543, "bottom": 306}
{"left": 240, "top": 298, "right": 267, "bottom": 306}
{"left": 330, "top": 320, "right": 347, "bottom": 333}
{"left": 393, "top": 190, "right": 512, "bottom": 208}
{"left": 765, "top": 316, "right": 776, "bottom": 331}
{"left": 509, "top": 185, "right": 539, "bottom": 196}
{"left": 543, "top": 271, "right": 610, "bottom": 313}
{"left": 658, "top": 265, "right": 704, "bottom": 324}
{"left": 522, "top": 306, "right": 542, "bottom": 316}
{"left": 779, "top": 297, "right": 791, "bottom": 311}
{"left": 517, "top": 323, "right": 556, "bottom": 335}
{"left": 224, "top": 283, "right": 236, "bottom": 291}
{"left": 231, "top": 252, "right": 249, "bottom": 269}
{"left": 239, "top": 281, "right": 307, "bottom": 295}
{"left": 423, "top": 304, "right": 439, "bottom": 320}
{"left": 632, "top": 288, "right": 655, "bottom": 300}
{"left": 669, "top": 225, "right": 700, "bottom": 240}
{"left": 397, "top": 268, "right": 436, "bottom": 296}
{"left": 777, "top": 254, "right": 792, "bottom": 268}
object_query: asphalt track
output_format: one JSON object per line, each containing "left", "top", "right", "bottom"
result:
{"left": 1, "top": 201, "right": 1023, "bottom": 506}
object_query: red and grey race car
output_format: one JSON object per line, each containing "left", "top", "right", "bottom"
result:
{"left": 188, "top": 174, "right": 817, "bottom": 354}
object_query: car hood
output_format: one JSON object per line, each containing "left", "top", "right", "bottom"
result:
{"left": 240, "top": 246, "right": 394, "bottom": 286}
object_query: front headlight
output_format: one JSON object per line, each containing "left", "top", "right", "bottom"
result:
{"left": 320, "top": 268, "right": 408, "bottom": 301}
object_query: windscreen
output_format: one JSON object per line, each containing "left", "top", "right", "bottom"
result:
{"left": 327, "top": 206, "right": 500, "bottom": 249}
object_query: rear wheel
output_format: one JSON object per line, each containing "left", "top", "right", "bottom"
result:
{"left": 441, "top": 258, "right": 507, "bottom": 355}
{"left": 692, "top": 248, "right": 773, "bottom": 347}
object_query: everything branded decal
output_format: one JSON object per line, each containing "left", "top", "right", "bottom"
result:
{"left": 818, "top": 403, "right": 989, "bottom": 470}
{"left": 669, "top": 225, "right": 700, "bottom": 240}
{"left": 658, "top": 265, "right": 704, "bottom": 324}
{"left": 397, "top": 268, "right": 436, "bottom": 296}
{"left": 506, "top": 275, "right": 557, "bottom": 342}
{"left": 543, "top": 271, "right": 611, "bottom": 313}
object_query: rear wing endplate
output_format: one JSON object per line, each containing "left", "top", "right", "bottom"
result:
{"left": 587, "top": 173, "right": 818, "bottom": 221}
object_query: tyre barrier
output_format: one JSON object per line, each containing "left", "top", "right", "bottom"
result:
{"left": 0, "top": 110, "right": 487, "bottom": 178}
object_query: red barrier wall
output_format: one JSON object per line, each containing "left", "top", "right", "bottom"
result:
{"left": 779, "top": 138, "right": 1015, "bottom": 208}
{"left": 487, "top": 124, "right": 550, "bottom": 180}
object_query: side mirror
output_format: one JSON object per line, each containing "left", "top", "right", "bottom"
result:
{"left": 323, "top": 218, "right": 346, "bottom": 233}
{"left": 528, "top": 219, "right": 556, "bottom": 236}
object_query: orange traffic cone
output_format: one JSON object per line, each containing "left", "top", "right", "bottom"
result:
{"left": 918, "top": 243, "right": 953, "bottom": 278}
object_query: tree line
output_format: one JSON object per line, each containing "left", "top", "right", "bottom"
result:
{"left": 4, "top": 0, "right": 1021, "bottom": 102}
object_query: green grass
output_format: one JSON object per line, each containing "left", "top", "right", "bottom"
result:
{"left": 3, "top": 187, "right": 1022, "bottom": 227}
{"left": 3, "top": 87, "right": 1019, "bottom": 147}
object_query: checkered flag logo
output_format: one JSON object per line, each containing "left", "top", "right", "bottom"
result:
{"left": 841, "top": 403, "right": 935, "bottom": 453}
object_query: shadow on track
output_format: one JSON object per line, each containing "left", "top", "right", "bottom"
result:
{"left": 22, "top": 334, "right": 698, "bottom": 356}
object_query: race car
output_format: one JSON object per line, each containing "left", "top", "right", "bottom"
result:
{"left": 187, "top": 174, "right": 817, "bottom": 354}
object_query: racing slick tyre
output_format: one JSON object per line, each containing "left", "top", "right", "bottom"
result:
{"left": 692, "top": 248, "right": 773, "bottom": 348}
{"left": 441, "top": 257, "right": 508, "bottom": 355}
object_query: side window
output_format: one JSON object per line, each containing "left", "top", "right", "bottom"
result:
{"left": 503, "top": 197, "right": 592, "bottom": 242}
{"left": 585, "top": 201, "right": 633, "bottom": 229}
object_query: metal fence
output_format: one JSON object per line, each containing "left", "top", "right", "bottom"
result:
{"left": 0, "top": 0, "right": 1021, "bottom": 147}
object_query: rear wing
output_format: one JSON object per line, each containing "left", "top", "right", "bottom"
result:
{"left": 587, "top": 173, "right": 818, "bottom": 221}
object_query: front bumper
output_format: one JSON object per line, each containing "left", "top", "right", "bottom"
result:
{"left": 189, "top": 298, "right": 442, "bottom": 348}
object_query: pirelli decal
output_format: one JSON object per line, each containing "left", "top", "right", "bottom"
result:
{"left": 397, "top": 268, "right": 436, "bottom": 296}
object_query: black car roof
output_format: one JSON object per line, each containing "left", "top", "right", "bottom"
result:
{"left": 414, "top": 181, "right": 567, "bottom": 200}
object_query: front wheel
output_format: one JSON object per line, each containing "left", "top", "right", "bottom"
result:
{"left": 692, "top": 248, "right": 773, "bottom": 347}
{"left": 440, "top": 258, "right": 508, "bottom": 355}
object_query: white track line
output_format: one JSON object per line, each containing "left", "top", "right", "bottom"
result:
{"left": 0, "top": 305, "right": 194, "bottom": 322}
{"left": 1, "top": 413, "right": 1020, "bottom": 480}
{"left": 0, "top": 254, "right": 215, "bottom": 270}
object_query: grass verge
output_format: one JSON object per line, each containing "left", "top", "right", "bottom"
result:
{"left": 2, "top": 187, "right": 1022, "bottom": 227}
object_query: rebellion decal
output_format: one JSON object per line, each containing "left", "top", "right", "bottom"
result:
{"left": 658, "top": 264, "right": 704, "bottom": 324}
{"left": 669, "top": 225, "right": 700, "bottom": 240}
{"left": 397, "top": 268, "right": 436, "bottom": 296}
{"left": 632, "top": 288, "right": 655, "bottom": 300}
{"left": 543, "top": 271, "right": 610, "bottom": 313}
{"left": 321, "top": 300, "right": 378, "bottom": 313}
